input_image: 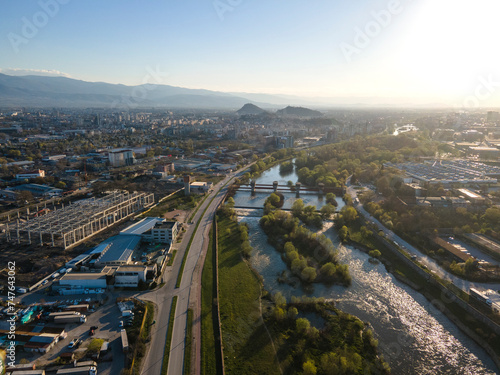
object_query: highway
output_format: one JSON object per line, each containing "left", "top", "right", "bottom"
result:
{"left": 140, "top": 170, "right": 239, "bottom": 375}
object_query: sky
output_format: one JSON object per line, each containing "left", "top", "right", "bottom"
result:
{"left": 1, "top": 0, "right": 500, "bottom": 107}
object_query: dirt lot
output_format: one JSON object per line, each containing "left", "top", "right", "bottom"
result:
{"left": 163, "top": 209, "right": 188, "bottom": 223}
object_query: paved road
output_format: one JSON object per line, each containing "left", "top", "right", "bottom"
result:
{"left": 346, "top": 183, "right": 500, "bottom": 294}
{"left": 5, "top": 165, "right": 247, "bottom": 375}
{"left": 141, "top": 169, "right": 241, "bottom": 375}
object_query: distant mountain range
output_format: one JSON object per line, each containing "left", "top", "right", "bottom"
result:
{"left": 0, "top": 73, "right": 331, "bottom": 110}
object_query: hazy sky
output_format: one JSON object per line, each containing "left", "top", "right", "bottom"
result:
{"left": 2, "top": 0, "right": 500, "bottom": 106}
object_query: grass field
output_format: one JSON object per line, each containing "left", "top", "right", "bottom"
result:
{"left": 201, "top": 226, "right": 220, "bottom": 375}
{"left": 184, "top": 308, "right": 193, "bottom": 375}
{"left": 143, "top": 190, "right": 202, "bottom": 218}
{"left": 217, "top": 216, "right": 280, "bottom": 375}
{"left": 161, "top": 296, "right": 178, "bottom": 375}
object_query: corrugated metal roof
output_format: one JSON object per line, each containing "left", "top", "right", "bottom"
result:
{"left": 120, "top": 217, "right": 164, "bottom": 236}
{"left": 96, "top": 235, "right": 141, "bottom": 264}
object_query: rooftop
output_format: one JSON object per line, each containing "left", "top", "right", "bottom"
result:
{"left": 95, "top": 235, "right": 141, "bottom": 265}
{"left": 120, "top": 217, "right": 164, "bottom": 236}
{"left": 116, "top": 265, "right": 147, "bottom": 273}
{"left": 155, "top": 221, "right": 177, "bottom": 229}
{"left": 60, "top": 273, "right": 107, "bottom": 281}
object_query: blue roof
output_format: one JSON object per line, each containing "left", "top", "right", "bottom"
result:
{"left": 120, "top": 217, "right": 164, "bottom": 236}
{"left": 96, "top": 235, "right": 141, "bottom": 264}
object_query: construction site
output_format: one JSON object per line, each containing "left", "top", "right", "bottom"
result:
{"left": 3, "top": 191, "right": 155, "bottom": 249}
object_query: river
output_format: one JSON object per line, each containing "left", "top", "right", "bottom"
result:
{"left": 232, "top": 162, "right": 498, "bottom": 374}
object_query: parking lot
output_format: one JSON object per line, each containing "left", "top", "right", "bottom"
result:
{"left": 2, "top": 288, "right": 132, "bottom": 374}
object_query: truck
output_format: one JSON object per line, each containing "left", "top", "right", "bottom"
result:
{"left": 470, "top": 288, "right": 493, "bottom": 306}
{"left": 49, "top": 311, "right": 81, "bottom": 320}
{"left": 6, "top": 363, "right": 37, "bottom": 371}
{"left": 16, "top": 287, "right": 27, "bottom": 294}
{"left": 99, "top": 341, "right": 109, "bottom": 356}
{"left": 64, "top": 304, "right": 89, "bottom": 314}
{"left": 74, "top": 361, "right": 97, "bottom": 368}
{"left": 54, "top": 314, "right": 86, "bottom": 324}
{"left": 6, "top": 371, "right": 45, "bottom": 375}
{"left": 121, "top": 310, "right": 134, "bottom": 318}
{"left": 121, "top": 329, "right": 129, "bottom": 353}
{"left": 56, "top": 367, "right": 97, "bottom": 375}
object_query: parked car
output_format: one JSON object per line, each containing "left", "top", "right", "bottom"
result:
{"left": 68, "top": 338, "right": 81, "bottom": 349}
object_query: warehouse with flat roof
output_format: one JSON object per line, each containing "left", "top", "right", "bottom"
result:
{"left": 94, "top": 235, "right": 141, "bottom": 267}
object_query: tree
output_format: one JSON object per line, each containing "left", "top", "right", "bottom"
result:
{"left": 483, "top": 207, "right": 500, "bottom": 225}
{"left": 301, "top": 267, "right": 317, "bottom": 282}
{"left": 292, "top": 199, "right": 305, "bottom": 217}
{"left": 326, "top": 192, "right": 336, "bottom": 204}
{"left": 338, "top": 226, "right": 349, "bottom": 242}
{"left": 320, "top": 204, "right": 336, "bottom": 220}
{"left": 17, "top": 190, "right": 34, "bottom": 205}
{"left": 55, "top": 181, "right": 66, "bottom": 189}
{"left": 273, "top": 292, "right": 287, "bottom": 308}
{"left": 287, "top": 307, "right": 298, "bottom": 320}
{"left": 340, "top": 206, "right": 358, "bottom": 223}
{"left": 296, "top": 318, "right": 311, "bottom": 333}
{"left": 464, "top": 258, "right": 477, "bottom": 275}
{"left": 320, "top": 262, "right": 337, "bottom": 278}
{"left": 303, "top": 360, "right": 317, "bottom": 375}
{"left": 266, "top": 193, "right": 281, "bottom": 208}
{"left": 368, "top": 250, "right": 381, "bottom": 258}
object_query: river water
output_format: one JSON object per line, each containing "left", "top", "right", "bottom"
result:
{"left": 233, "top": 163, "right": 498, "bottom": 374}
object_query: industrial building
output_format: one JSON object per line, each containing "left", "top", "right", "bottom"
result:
{"left": 94, "top": 235, "right": 141, "bottom": 267}
{"left": 120, "top": 217, "right": 179, "bottom": 244}
{"left": 7, "top": 183, "right": 63, "bottom": 197}
{"left": 4, "top": 191, "right": 155, "bottom": 248}
{"left": 0, "top": 325, "right": 65, "bottom": 353}
{"left": 387, "top": 160, "right": 498, "bottom": 186}
{"left": 115, "top": 265, "right": 149, "bottom": 287}
{"left": 59, "top": 272, "right": 108, "bottom": 289}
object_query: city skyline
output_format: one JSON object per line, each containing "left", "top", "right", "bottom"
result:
{"left": 2, "top": 0, "right": 500, "bottom": 107}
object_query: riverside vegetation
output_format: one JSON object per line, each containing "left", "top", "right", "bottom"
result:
{"left": 260, "top": 194, "right": 351, "bottom": 286}
{"left": 212, "top": 200, "right": 390, "bottom": 374}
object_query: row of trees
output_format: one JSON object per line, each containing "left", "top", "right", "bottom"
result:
{"left": 364, "top": 199, "right": 500, "bottom": 235}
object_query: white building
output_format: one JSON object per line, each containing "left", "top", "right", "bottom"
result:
{"left": 16, "top": 169, "right": 45, "bottom": 180}
{"left": 121, "top": 217, "right": 179, "bottom": 244}
{"left": 109, "top": 149, "right": 135, "bottom": 167}
{"left": 190, "top": 181, "right": 212, "bottom": 194}
{"left": 115, "top": 265, "right": 148, "bottom": 288}
{"left": 149, "top": 221, "right": 179, "bottom": 244}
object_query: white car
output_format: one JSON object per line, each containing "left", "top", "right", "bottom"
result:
{"left": 68, "top": 338, "right": 81, "bottom": 348}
